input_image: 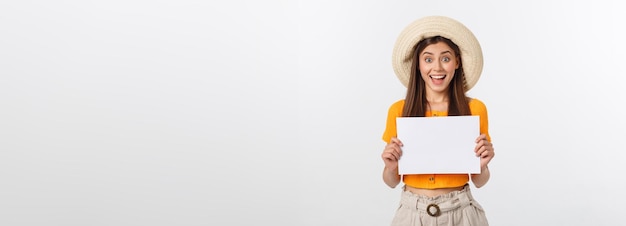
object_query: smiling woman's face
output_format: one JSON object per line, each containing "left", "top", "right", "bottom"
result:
{"left": 419, "top": 42, "right": 460, "bottom": 94}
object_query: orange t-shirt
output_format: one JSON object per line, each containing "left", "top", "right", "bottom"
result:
{"left": 382, "top": 98, "right": 491, "bottom": 189}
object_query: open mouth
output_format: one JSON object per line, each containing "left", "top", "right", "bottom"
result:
{"left": 429, "top": 75, "right": 446, "bottom": 80}
{"left": 429, "top": 75, "right": 446, "bottom": 85}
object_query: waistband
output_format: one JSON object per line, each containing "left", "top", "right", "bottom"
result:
{"left": 399, "top": 184, "right": 475, "bottom": 217}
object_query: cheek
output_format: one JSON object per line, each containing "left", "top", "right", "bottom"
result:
{"left": 418, "top": 65, "right": 425, "bottom": 73}
{"left": 419, "top": 68, "right": 430, "bottom": 80}
{"left": 445, "top": 63, "right": 458, "bottom": 72}
{"left": 419, "top": 64, "right": 430, "bottom": 75}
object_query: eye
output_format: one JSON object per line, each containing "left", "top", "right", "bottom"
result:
{"left": 442, "top": 56, "right": 450, "bottom": 62}
{"left": 425, "top": 58, "right": 432, "bottom": 63}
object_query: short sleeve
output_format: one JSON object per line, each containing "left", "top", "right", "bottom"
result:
{"left": 469, "top": 98, "right": 491, "bottom": 142}
{"left": 382, "top": 100, "right": 405, "bottom": 143}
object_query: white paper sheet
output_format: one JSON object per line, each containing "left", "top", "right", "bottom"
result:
{"left": 396, "top": 116, "right": 480, "bottom": 174}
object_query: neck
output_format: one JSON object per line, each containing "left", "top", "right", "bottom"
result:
{"left": 426, "top": 94, "right": 449, "bottom": 104}
{"left": 425, "top": 88, "right": 449, "bottom": 104}
{"left": 426, "top": 91, "right": 449, "bottom": 112}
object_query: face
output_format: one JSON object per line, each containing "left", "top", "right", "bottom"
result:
{"left": 418, "top": 42, "right": 460, "bottom": 94}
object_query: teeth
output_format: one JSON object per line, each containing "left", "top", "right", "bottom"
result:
{"left": 431, "top": 75, "right": 445, "bottom": 79}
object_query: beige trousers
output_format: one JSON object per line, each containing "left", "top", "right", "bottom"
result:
{"left": 390, "top": 184, "right": 489, "bottom": 226}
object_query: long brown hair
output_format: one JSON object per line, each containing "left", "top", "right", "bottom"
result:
{"left": 402, "top": 36, "right": 471, "bottom": 117}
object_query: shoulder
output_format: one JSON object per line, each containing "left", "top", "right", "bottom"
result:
{"left": 387, "top": 99, "right": 405, "bottom": 114}
{"left": 468, "top": 98, "right": 488, "bottom": 114}
{"left": 390, "top": 99, "right": 405, "bottom": 108}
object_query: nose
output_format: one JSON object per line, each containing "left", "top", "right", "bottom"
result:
{"left": 434, "top": 60, "right": 444, "bottom": 71}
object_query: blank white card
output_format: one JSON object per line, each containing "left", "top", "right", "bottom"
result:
{"left": 396, "top": 116, "right": 480, "bottom": 174}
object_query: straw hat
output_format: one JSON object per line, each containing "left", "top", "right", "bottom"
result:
{"left": 392, "top": 16, "right": 483, "bottom": 90}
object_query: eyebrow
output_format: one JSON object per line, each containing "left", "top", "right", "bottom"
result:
{"left": 422, "top": 50, "right": 453, "bottom": 55}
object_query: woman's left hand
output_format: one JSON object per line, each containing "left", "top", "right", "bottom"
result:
{"left": 475, "top": 134, "right": 494, "bottom": 169}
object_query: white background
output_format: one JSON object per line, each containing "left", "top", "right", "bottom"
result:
{"left": 1, "top": 1, "right": 625, "bottom": 225}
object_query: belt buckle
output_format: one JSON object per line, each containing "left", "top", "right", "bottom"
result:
{"left": 426, "top": 203, "right": 441, "bottom": 217}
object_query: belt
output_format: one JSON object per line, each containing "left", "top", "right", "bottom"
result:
{"left": 399, "top": 184, "right": 474, "bottom": 217}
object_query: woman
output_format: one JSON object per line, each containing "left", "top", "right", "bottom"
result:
{"left": 381, "top": 16, "right": 495, "bottom": 226}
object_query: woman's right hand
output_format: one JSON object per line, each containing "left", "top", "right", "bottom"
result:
{"left": 381, "top": 137, "right": 403, "bottom": 170}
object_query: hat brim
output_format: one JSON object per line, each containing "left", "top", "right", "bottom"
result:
{"left": 392, "top": 16, "right": 483, "bottom": 91}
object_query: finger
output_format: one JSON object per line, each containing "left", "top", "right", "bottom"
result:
{"left": 476, "top": 146, "right": 487, "bottom": 157}
{"left": 383, "top": 148, "right": 396, "bottom": 161}
{"left": 480, "top": 147, "right": 493, "bottom": 158}
{"left": 482, "top": 149, "right": 489, "bottom": 158}
{"left": 475, "top": 139, "right": 492, "bottom": 153}
{"left": 385, "top": 143, "right": 398, "bottom": 154}
{"left": 382, "top": 152, "right": 396, "bottom": 162}
{"left": 390, "top": 146, "right": 402, "bottom": 160}
{"left": 390, "top": 137, "right": 404, "bottom": 147}
{"left": 383, "top": 147, "right": 399, "bottom": 161}
{"left": 478, "top": 150, "right": 486, "bottom": 158}
{"left": 387, "top": 142, "right": 403, "bottom": 156}
{"left": 390, "top": 151, "right": 401, "bottom": 161}
{"left": 474, "top": 141, "right": 485, "bottom": 153}
{"left": 383, "top": 154, "right": 395, "bottom": 162}
{"left": 475, "top": 134, "right": 487, "bottom": 143}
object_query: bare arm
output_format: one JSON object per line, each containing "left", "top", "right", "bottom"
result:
{"left": 381, "top": 137, "right": 403, "bottom": 188}
{"left": 383, "top": 166, "right": 401, "bottom": 188}
{"left": 471, "top": 166, "right": 490, "bottom": 188}
{"left": 471, "top": 134, "right": 494, "bottom": 188}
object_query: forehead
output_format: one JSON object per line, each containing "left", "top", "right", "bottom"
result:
{"left": 420, "top": 42, "right": 455, "bottom": 55}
